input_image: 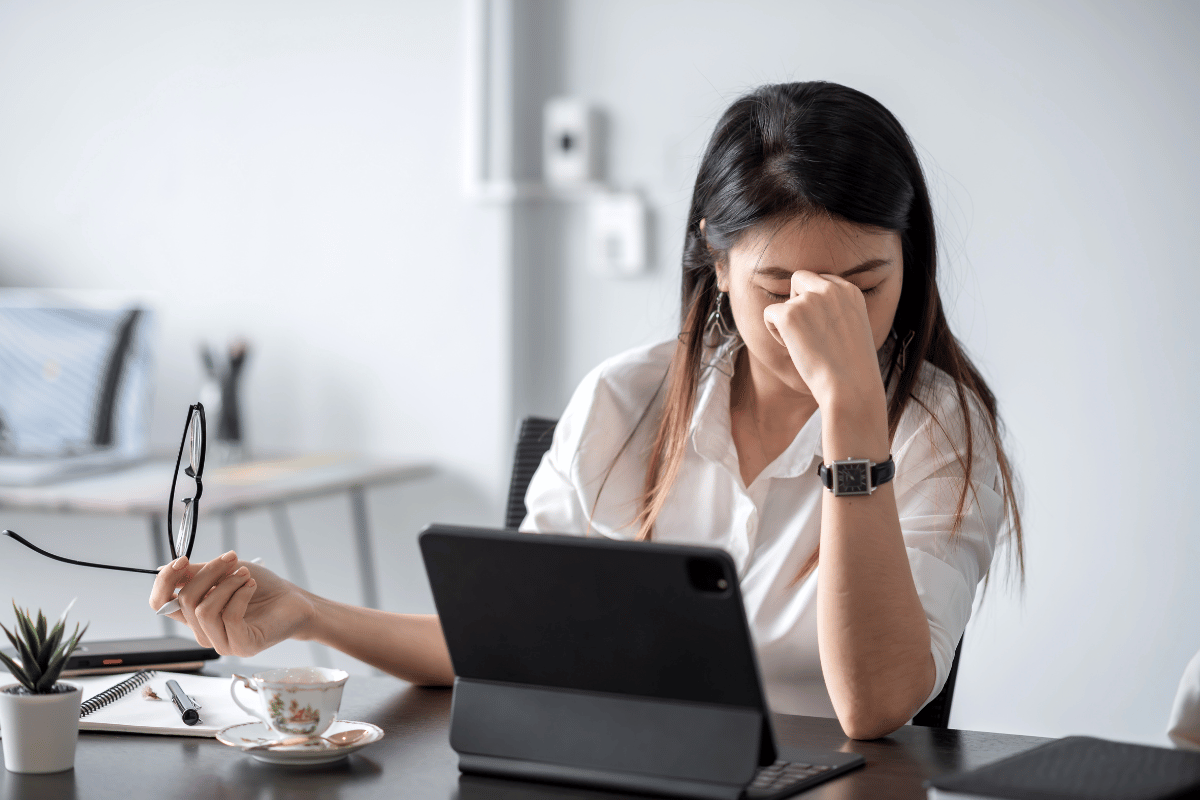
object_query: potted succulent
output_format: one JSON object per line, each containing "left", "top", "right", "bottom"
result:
{"left": 0, "top": 600, "right": 87, "bottom": 774}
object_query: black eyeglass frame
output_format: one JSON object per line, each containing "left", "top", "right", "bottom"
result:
{"left": 2, "top": 403, "right": 207, "bottom": 575}
{"left": 167, "top": 402, "right": 206, "bottom": 563}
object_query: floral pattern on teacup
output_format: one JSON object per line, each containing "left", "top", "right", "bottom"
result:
{"left": 268, "top": 692, "right": 322, "bottom": 735}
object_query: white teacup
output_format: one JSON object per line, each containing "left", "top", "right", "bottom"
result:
{"left": 230, "top": 667, "right": 349, "bottom": 738}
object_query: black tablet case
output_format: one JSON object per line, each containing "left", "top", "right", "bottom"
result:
{"left": 3, "top": 636, "right": 217, "bottom": 674}
{"left": 925, "top": 735, "right": 1200, "bottom": 800}
{"left": 420, "top": 525, "right": 809, "bottom": 800}
{"left": 66, "top": 637, "right": 217, "bottom": 671}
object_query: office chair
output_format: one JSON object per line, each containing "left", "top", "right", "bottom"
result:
{"left": 504, "top": 416, "right": 559, "bottom": 530}
{"left": 503, "top": 415, "right": 962, "bottom": 729}
{"left": 910, "top": 639, "right": 962, "bottom": 728}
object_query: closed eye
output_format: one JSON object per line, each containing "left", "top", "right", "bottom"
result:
{"left": 762, "top": 284, "right": 882, "bottom": 301}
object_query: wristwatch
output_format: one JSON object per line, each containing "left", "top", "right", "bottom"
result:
{"left": 817, "top": 456, "right": 895, "bottom": 496}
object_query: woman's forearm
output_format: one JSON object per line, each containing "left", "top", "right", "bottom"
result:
{"left": 298, "top": 597, "right": 455, "bottom": 687}
{"left": 817, "top": 395, "right": 935, "bottom": 739}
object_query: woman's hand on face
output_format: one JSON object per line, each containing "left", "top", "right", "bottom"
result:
{"left": 762, "top": 270, "right": 883, "bottom": 408}
{"left": 148, "top": 552, "right": 317, "bottom": 658}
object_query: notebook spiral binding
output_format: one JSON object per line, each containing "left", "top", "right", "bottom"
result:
{"left": 78, "top": 669, "right": 157, "bottom": 717}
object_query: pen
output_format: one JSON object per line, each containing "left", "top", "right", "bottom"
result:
{"left": 166, "top": 679, "right": 201, "bottom": 726}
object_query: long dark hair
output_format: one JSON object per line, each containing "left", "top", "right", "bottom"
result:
{"left": 633, "top": 81, "right": 1023, "bottom": 583}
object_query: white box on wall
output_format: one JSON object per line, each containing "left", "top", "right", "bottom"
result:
{"left": 588, "top": 192, "right": 647, "bottom": 277}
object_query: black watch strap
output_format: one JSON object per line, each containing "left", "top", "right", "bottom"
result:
{"left": 817, "top": 455, "right": 896, "bottom": 495}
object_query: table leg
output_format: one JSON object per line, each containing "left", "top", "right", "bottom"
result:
{"left": 268, "top": 504, "right": 330, "bottom": 668}
{"left": 348, "top": 486, "right": 380, "bottom": 611}
{"left": 221, "top": 511, "right": 237, "bottom": 554}
{"left": 148, "top": 514, "right": 172, "bottom": 637}
{"left": 268, "top": 504, "right": 310, "bottom": 592}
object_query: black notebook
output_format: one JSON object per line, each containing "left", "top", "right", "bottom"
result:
{"left": 925, "top": 736, "right": 1200, "bottom": 800}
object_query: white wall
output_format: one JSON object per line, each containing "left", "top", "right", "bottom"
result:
{"left": 0, "top": 0, "right": 509, "bottom": 495}
{"left": 543, "top": 0, "right": 1200, "bottom": 745}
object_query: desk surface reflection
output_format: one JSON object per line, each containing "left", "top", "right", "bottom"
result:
{"left": 0, "top": 671, "right": 1049, "bottom": 800}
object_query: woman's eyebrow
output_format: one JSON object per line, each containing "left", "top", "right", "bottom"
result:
{"left": 753, "top": 258, "right": 893, "bottom": 280}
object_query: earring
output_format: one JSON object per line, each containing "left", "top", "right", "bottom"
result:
{"left": 705, "top": 291, "right": 736, "bottom": 342}
{"left": 896, "top": 329, "right": 916, "bottom": 371}
{"left": 701, "top": 290, "right": 743, "bottom": 376}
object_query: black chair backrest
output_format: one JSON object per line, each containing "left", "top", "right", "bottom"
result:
{"left": 503, "top": 415, "right": 961, "bottom": 728}
{"left": 911, "top": 638, "right": 962, "bottom": 729}
{"left": 504, "top": 417, "right": 558, "bottom": 530}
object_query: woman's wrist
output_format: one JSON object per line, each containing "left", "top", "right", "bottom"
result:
{"left": 292, "top": 591, "right": 333, "bottom": 643}
{"left": 820, "top": 390, "right": 889, "bottom": 463}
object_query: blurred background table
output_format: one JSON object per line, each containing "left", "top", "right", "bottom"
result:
{"left": 0, "top": 454, "right": 433, "bottom": 640}
{"left": 0, "top": 669, "right": 1053, "bottom": 800}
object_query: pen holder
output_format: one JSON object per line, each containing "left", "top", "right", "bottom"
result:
{"left": 230, "top": 667, "right": 348, "bottom": 738}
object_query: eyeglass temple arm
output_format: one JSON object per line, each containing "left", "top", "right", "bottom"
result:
{"left": 3, "top": 530, "right": 159, "bottom": 576}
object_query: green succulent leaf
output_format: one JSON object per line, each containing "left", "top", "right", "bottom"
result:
{"left": 69, "top": 623, "right": 88, "bottom": 653}
{"left": 39, "top": 620, "right": 65, "bottom": 667}
{"left": 0, "top": 651, "right": 33, "bottom": 692}
{"left": 17, "top": 618, "right": 38, "bottom": 670}
{"left": 13, "top": 633, "right": 37, "bottom": 677}
{"left": 35, "top": 609, "right": 47, "bottom": 652}
{"left": 4, "top": 602, "right": 89, "bottom": 693}
{"left": 14, "top": 604, "right": 36, "bottom": 648}
{"left": 36, "top": 651, "right": 70, "bottom": 692}
{"left": 1, "top": 621, "right": 22, "bottom": 655}
{"left": 59, "top": 623, "right": 87, "bottom": 664}
{"left": 50, "top": 625, "right": 83, "bottom": 665}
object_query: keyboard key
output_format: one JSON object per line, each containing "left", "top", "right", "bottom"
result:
{"left": 746, "top": 759, "right": 840, "bottom": 799}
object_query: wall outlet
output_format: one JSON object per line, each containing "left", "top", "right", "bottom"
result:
{"left": 543, "top": 97, "right": 599, "bottom": 185}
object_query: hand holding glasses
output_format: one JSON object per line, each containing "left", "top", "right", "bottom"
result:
{"left": 3, "top": 403, "right": 208, "bottom": 575}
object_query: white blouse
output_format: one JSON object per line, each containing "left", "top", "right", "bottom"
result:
{"left": 521, "top": 338, "right": 1002, "bottom": 718}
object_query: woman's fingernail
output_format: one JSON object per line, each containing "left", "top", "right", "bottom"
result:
{"left": 221, "top": 551, "right": 237, "bottom": 562}
{"left": 173, "top": 556, "right": 189, "bottom": 570}
{"left": 234, "top": 566, "right": 248, "bottom": 576}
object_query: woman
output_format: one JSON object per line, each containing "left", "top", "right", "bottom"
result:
{"left": 150, "top": 81, "right": 1022, "bottom": 740}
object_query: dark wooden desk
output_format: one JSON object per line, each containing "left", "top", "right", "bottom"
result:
{"left": 1, "top": 673, "right": 1050, "bottom": 800}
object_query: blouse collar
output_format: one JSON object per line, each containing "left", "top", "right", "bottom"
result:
{"left": 689, "top": 337, "right": 824, "bottom": 485}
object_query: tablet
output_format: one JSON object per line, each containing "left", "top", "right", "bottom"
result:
{"left": 420, "top": 524, "right": 863, "bottom": 800}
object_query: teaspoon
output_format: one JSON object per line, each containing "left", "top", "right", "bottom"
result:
{"left": 244, "top": 728, "right": 369, "bottom": 752}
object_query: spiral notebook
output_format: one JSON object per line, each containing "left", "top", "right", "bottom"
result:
{"left": 72, "top": 670, "right": 255, "bottom": 737}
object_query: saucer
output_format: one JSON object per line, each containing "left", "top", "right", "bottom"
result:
{"left": 216, "top": 719, "right": 384, "bottom": 765}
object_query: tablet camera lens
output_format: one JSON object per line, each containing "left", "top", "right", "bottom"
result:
{"left": 687, "top": 557, "right": 731, "bottom": 594}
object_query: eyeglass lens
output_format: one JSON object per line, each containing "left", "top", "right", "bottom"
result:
{"left": 176, "top": 498, "right": 194, "bottom": 557}
{"left": 187, "top": 413, "right": 202, "bottom": 475}
{"left": 171, "top": 408, "right": 202, "bottom": 559}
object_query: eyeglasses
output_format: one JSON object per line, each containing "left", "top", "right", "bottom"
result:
{"left": 3, "top": 403, "right": 207, "bottom": 575}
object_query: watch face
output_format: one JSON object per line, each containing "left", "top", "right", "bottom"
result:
{"left": 833, "top": 461, "right": 871, "bottom": 495}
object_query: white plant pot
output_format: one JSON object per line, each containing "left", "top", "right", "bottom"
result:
{"left": 0, "top": 682, "right": 82, "bottom": 774}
